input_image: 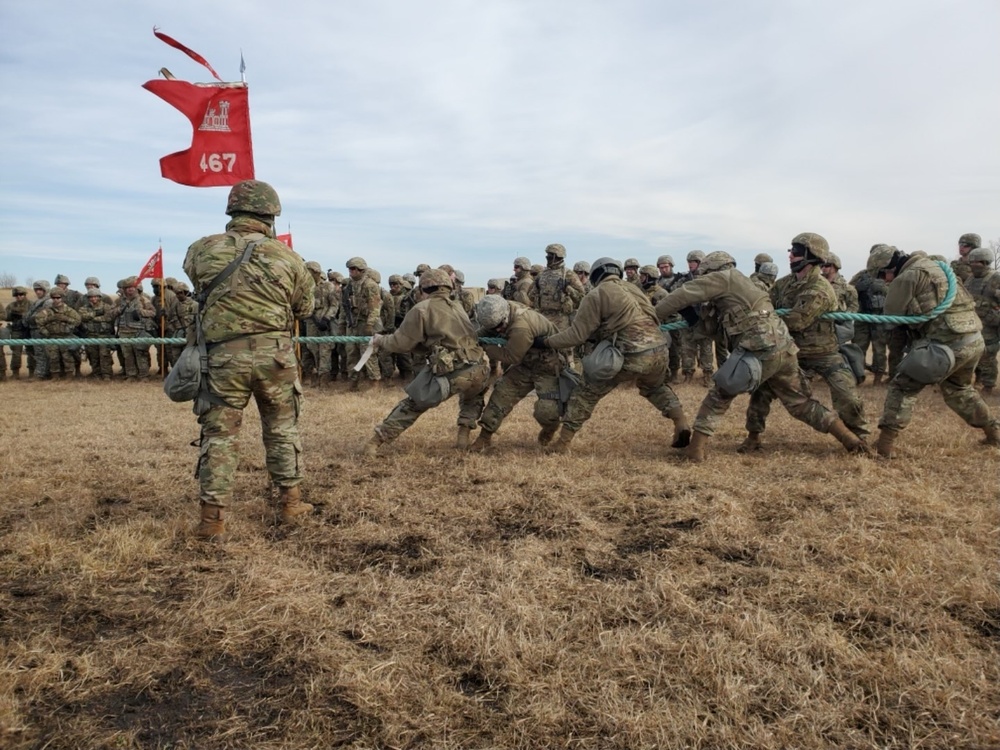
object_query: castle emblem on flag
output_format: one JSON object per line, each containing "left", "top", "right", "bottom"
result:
{"left": 199, "top": 100, "right": 231, "bottom": 132}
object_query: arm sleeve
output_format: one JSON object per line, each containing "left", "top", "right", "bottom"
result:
{"left": 545, "top": 292, "right": 601, "bottom": 350}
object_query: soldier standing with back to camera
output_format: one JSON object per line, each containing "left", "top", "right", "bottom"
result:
{"left": 851, "top": 245, "right": 891, "bottom": 384}
{"left": 183, "top": 179, "right": 316, "bottom": 540}
{"left": 867, "top": 246, "right": 1000, "bottom": 457}
{"left": 964, "top": 247, "right": 1000, "bottom": 394}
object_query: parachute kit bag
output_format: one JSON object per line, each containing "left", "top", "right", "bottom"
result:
{"left": 405, "top": 366, "right": 452, "bottom": 409}
{"left": 839, "top": 343, "right": 867, "bottom": 384}
{"left": 896, "top": 339, "right": 956, "bottom": 384}
{"left": 582, "top": 338, "right": 624, "bottom": 384}
{"left": 713, "top": 347, "right": 762, "bottom": 397}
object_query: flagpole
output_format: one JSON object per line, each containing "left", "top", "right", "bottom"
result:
{"left": 159, "top": 243, "right": 166, "bottom": 378}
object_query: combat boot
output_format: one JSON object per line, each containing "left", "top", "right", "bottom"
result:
{"left": 470, "top": 429, "right": 494, "bottom": 452}
{"left": 362, "top": 432, "right": 384, "bottom": 457}
{"left": 983, "top": 385, "right": 994, "bottom": 396}
{"left": 682, "top": 371, "right": 694, "bottom": 384}
{"left": 700, "top": 372, "right": 713, "bottom": 388}
{"left": 829, "top": 418, "right": 872, "bottom": 455}
{"left": 278, "top": 486, "right": 313, "bottom": 523}
{"left": 194, "top": 503, "right": 227, "bottom": 542}
{"left": 736, "top": 432, "right": 763, "bottom": 453}
{"left": 982, "top": 422, "right": 1000, "bottom": 447}
{"left": 537, "top": 424, "right": 559, "bottom": 446}
{"left": 684, "top": 430, "right": 709, "bottom": 462}
{"left": 875, "top": 428, "right": 898, "bottom": 458}
{"left": 456, "top": 426, "right": 473, "bottom": 449}
{"left": 668, "top": 408, "right": 691, "bottom": 448}
{"left": 546, "top": 427, "right": 575, "bottom": 454}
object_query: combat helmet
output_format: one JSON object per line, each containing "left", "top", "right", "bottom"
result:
{"left": 84, "top": 276, "right": 101, "bottom": 287}
{"left": 825, "top": 252, "right": 842, "bottom": 270}
{"left": 624, "top": 257, "right": 640, "bottom": 270}
{"left": 305, "top": 261, "right": 323, "bottom": 274}
{"left": 790, "top": 232, "right": 830, "bottom": 263}
{"left": 174, "top": 281, "right": 191, "bottom": 294}
{"left": 545, "top": 243, "right": 567, "bottom": 259}
{"left": 573, "top": 261, "right": 591, "bottom": 274}
{"left": 530, "top": 264, "right": 543, "bottom": 276}
{"left": 453, "top": 270, "right": 465, "bottom": 284}
{"left": 687, "top": 250, "right": 705, "bottom": 263}
{"left": 13, "top": 286, "right": 30, "bottom": 296}
{"left": 758, "top": 262, "right": 778, "bottom": 279}
{"left": 118, "top": 276, "right": 139, "bottom": 289}
{"left": 656, "top": 254, "right": 674, "bottom": 267}
{"left": 367, "top": 269, "right": 382, "bottom": 284}
{"left": 753, "top": 253, "right": 773, "bottom": 265}
{"left": 639, "top": 264, "right": 660, "bottom": 280}
{"left": 48, "top": 287, "right": 66, "bottom": 299}
{"left": 867, "top": 245, "right": 900, "bottom": 276}
{"left": 33, "top": 280, "right": 50, "bottom": 291}
{"left": 85, "top": 287, "right": 103, "bottom": 298}
{"left": 226, "top": 179, "right": 281, "bottom": 217}
{"left": 701, "top": 251, "right": 737, "bottom": 273}
{"left": 958, "top": 233, "right": 981, "bottom": 248}
{"left": 420, "top": 268, "right": 453, "bottom": 291}
{"left": 589, "top": 257, "right": 624, "bottom": 287}
{"left": 54, "top": 274, "right": 70, "bottom": 285}
{"left": 346, "top": 256, "right": 368, "bottom": 271}
{"left": 475, "top": 295, "right": 510, "bottom": 330}
{"left": 414, "top": 263, "right": 432, "bottom": 276}
{"left": 513, "top": 256, "right": 531, "bottom": 270}
{"left": 968, "top": 247, "right": 994, "bottom": 264}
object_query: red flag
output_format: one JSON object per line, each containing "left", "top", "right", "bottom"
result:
{"left": 276, "top": 233, "right": 293, "bottom": 249}
{"left": 152, "top": 28, "right": 224, "bottom": 82}
{"left": 137, "top": 248, "right": 164, "bottom": 284}
{"left": 143, "top": 79, "right": 255, "bottom": 187}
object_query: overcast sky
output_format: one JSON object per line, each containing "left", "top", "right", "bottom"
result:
{"left": 1, "top": 0, "right": 997, "bottom": 289}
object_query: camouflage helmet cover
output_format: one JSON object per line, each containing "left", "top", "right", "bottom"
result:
{"left": 686, "top": 250, "right": 705, "bottom": 263}
{"left": 624, "top": 257, "right": 640, "bottom": 269}
{"left": 700, "top": 251, "right": 737, "bottom": 273}
{"left": 226, "top": 179, "right": 281, "bottom": 217}
{"left": 825, "top": 252, "right": 842, "bottom": 270}
{"left": 453, "top": 270, "right": 465, "bottom": 284}
{"left": 487, "top": 277, "right": 505, "bottom": 289}
{"left": 414, "top": 263, "right": 432, "bottom": 276}
{"left": 118, "top": 276, "right": 139, "bottom": 289}
{"left": 513, "top": 256, "right": 531, "bottom": 269}
{"left": 753, "top": 253, "right": 773, "bottom": 265}
{"left": 530, "top": 264, "right": 543, "bottom": 275}
{"left": 438, "top": 264, "right": 455, "bottom": 274}
{"left": 346, "top": 256, "right": 368, "bottom": 271}
{"left": 13, "top": 286, "right": 30, "bottom": 295}
{"left": 48, "top": 287, "right": 66, "bottom": 298}
{"left": 165, "top": 277, "right": 178, "bottom": 289}
{"left": 474, "top": 295, "right": 511, "bottom": 329}
{"left": 86, "top": 287, "right": 103, "bottom": 297}
{"left": 790, "top": 232, "right": 830, "bottom": 262}
{"left": 402, "top": 273, "right": 417, "bottom": 286}
{"left": 33, "top": 280, "right": 51, "bottom": 291}
{"left": 54, "top": 274, "right": 70, "bottom": 285}
{"left": 656, "top": 254, "right": 674, "bottom": 267}
{"left": 639, "top": 264, "right": 660, "bottom": 279}
{"left": 174, "top": 281, "right": 191, "bottom": 293}
{"left": 84, "top": 276, "right": 101, "bottom": 286}
{"left": 573, "top": 261, "right": 591, "bottom": 274}
{"left": 758, "top": 262, "right": 779, "bottom": 278}
{"left": 305, "top": 261, "right": 323, "bottom": 273}
{"left": 968, "top": 247, "right": 994, "bottom": 264}
{"left": 866, "top": 245, "right": 898, "bottom": 276}
{"left": 388, "top": 274, "right": 403, "bottom": 285}
{"left": 958, "top": 233, "right": 981, "bottom": 248}
{"left": 420, "top": 268, "right": 453, "bottom": 290}
{"left": 545, "top": 243, "right": 567, "bottom": 258}
{"left": 367, "top": 269, "right": 382, "bottom": 284}
{"left": 589, "top": 257, "right": 624, "bottom": 286}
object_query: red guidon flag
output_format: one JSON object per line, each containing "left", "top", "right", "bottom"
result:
{"left": 137, "top": 248, "right": 164, "bottom": 284}
{"left": 276, "top": 233, "right": 293, "bottom": 249}
{"left": 142, "top": 31, "right": 254, "bottom": 187}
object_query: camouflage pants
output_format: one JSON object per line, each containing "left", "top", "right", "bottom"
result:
{"left": 563, "top": 346, "right": 681, "bottom": 432}
{"left": 44, "top": 339, "right": 78, "bottom": 377}
{"left": 28, "top": 328, "right": 47, "bottom": 377}
{"left": 346, "top": 326, "right": 380, "bottom": 382}
{"left": 692, "top": 349, "right": 837, "bottom": 437}
{"left": 668, "top": 330, "right": 682, "bottom": 376}
{"left": 197, "top": 334, "right": 303, "bottom": 508}
{"left": 853, "top": 322, "right": 888, "bottom": 374}
{"left": 302, "top": 321, "right": 332, "bottom": 377}
{"left": 118, "top": 331, "right": 151, "bottom": 379}
{"left": 681, "top": 329, "right": 714, "bottom": 374}
{"left": 5, "top": 343, "right": 23, "bottom": 374}
{"left": 746, "top": 352, "right": 869, "bottom": 436}
{"left": 879, "top": 335, "right": 994, "bottom": 433}
{"left": 974, "top": 332, "right": 998, "bottom": 388}
{"left": 376, "top": 359, "right": 489, "bottom": 442}
{"left": 478, "top": 363, "right": 560, "bottom": 434}
{"left": 85, "top": 343, "right": 115, "bottom": 378}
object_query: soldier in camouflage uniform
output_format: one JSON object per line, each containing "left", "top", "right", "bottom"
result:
{"left": 81, "top": 277, "right": 116, "bottom": 307}
{"left": 508, "top": 257, "right": 534, "bottom": 306}
{"left": 327, "top": 271, "right": 348, "bottom": 380}
{"left": 387, "top": 274, "right": 415, "bottom": 379}
{"left": 171, "top": 282, "right": 199, "bottom": 368}
{"left": 302, "top": 261, "right": 337, "bottom": 387}
{"left": 821, "top": 251, "right": 860, "bottom": 349}
{"left": 656, "top": 251, "right": 870, "bottom": 461}
{"left": 962, "top": 247, "right": 1000, "bottom": 394}
{"left": 640, "top": 265, "right": 668, "bottom": 306}
{"left": 3, "top": 287, "right": 31, "bottom": 378}
{"left": 750, "top": 262, "right": 778, "bottom": 292}
{"left": 850, "top": 246, "right": 891, "bottom": 384}
{"left": 486, "top": 278, "right": 506, "bottom": 295}
{"left": 470, "top": 295, "right": 565, "bottom": 450}
{"left": 742, "top": 234, "right": 869, "bottom": 451}
{"left": 364, "top": 269, "right": 489, "bottom": 454}
{"left": 573, "top": 261, "right": 592, "bottom": 294}
{"left": 78, "top": 287, "right": 116, "bottom": 379}
{"left": 867, "top": 246, "right": 999, "bottom": 456}
{"left": 538, "top": 257, "right": 690, "bottom": 454}
{"left": 52, "top": 274, "right": 83, "bottom": 310}
{"left": 368, "top": 269, "right": 398, "bottom": 379}
{"left": 183, "top": 179, "right": 316, "bottom": 540}
{"left": 528, "top": 244, "right": 586, "bottom": 329}
{"left": 343, "top": 257, "right": 383, "bottom": 389}
{"left": 35, "top": 287, "right": 81, "bottom": 379}
{"left": 623, "top": 258, "right": 642, "bottom": 288}
{"left": 952, "top": 232, "right": 981, "bottom": 286}
{"left": 150, "top": 279, "right": 181, "bottom": 374}
{"left": 24, "top": 281, "right": 52, "bottom": 378}
{"left": 113, "top": 276, "right": 155, "bottom": 380}
{"left": 655, "top": 255, "right": 685, "bottom": 382}
{"left": 679, "top": 250, "right": 716, "bottom": 385}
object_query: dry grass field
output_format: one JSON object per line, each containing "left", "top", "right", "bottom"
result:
{"left": 1, "top": 372, "right": 998, "bottom": 749}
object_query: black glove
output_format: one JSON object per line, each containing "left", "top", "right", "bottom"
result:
{"left": 316, "top": 319, "right": 330, "bottom": 332}
{"left": 532, "top": 335, "right": 549, "bottom": 349}
{"left": 679, "top": 306, "right": 700, "bottom": 326}
{"left": 130, "top": 309, "right": 141, "bottom": 322}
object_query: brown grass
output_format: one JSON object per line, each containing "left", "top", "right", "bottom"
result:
{"left": 1, "top": 376, "right": 998, "bottom": 749}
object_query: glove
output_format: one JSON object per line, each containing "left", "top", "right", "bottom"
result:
{"left": 679, "top": 306, "right": 700, "bottom": 327}
{"left": 532, "top": 335, "right": 549, "bottom": 349}
{"left": 370, "top": 333, "right": 383, "bottom": 350}
{"left": 130, "top": 309, "right": 141, "bottom": 322}
{"left": 316, "top": 319, "right": 330, "bottom": 332}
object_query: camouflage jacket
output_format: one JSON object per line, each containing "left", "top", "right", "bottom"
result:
{"left": 964, "top": 268, "right": 1000, "bottom": 331}
{"left": 655, "top": 269, "right": 794, "bottom": 359}
{"left": 311, "top": 279, "right": 339, "bottom": 325}
{"left": 749, "top": 272, "right": 774, "bottom": 293}
{"left": 390, "top": 290, "right": 409, "bottom": 328}
{"left": 952, "top": 257, "right": 972, "bottom": 286}
{"left": 152, "top": 288, "right": 183, "bottom": 333}
{"left": 78, "top": 302, "right": 117, "bottom": 335}
{"left": 849, "top": 269, "right": 888, "bottom": 314}
{"left": 380, "top": 288, "right": 395, "bottom": 332}
{"left": 183, "top": 216, "right": 315, "bottom": 344}
{"left": 114, "top": 293, "right": 156, "bottom": 332}
{"left": 770, "top": 266, "right": 838, "bottom": 357}
{"left": 176, "top": 297, "right": 199, "bottom": 334}
{"left": 4, "top": 298, "right": 30, "bottom": 332}
{"left": 656, "top": 273, "right": 684, "bottom": 294}
{"left": 379, "top": 288, "right": 484, "bottom": 373}
{"left": 36, "top": 302, "right": 81, "bottom": 336}
{"left": 547, "top": 276, "right": 666, "bottom": 354}
{"left": 643, "top": 284, "right": 668, "bottom": 307}
{"left": 886, "top": 252, "right": 981, "bottom": 343}
{"left": 828, "top": 273, "right": 859, "bottom": 312}
{"left": 528, "top": 261, "right": 585, "bottom": 326}
{"left": 509, "top": 270, "right": 534, "bottom": 307}
{"left": 342, "top": 271, "right": 382, "bottom": 332}
{"left": 481, "top": 301, "right": 561, "bottom": 373}
{"left": 25, "top": 296, "right": 51, "bottom": 330}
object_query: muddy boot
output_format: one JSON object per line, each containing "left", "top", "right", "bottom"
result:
{"left": 983, "top": 385, "right": 994, "bottom": 396}
{"left": 546, "top": 427, "right": 576, "bottom": 454}
{"left": 668, "top": 369, "right": 679, "bottom": 384}
{"left": 700, "top": 371, "right": 713, "bottom": 388}
{"left": 684, "top": 430, "right": 709, "bottom": 462}
{"left": 470, "top": 429, "right": 494, "bottom": 452}
{"left": 456, "top": 426, "right": 473, "bottom": 449}
{"left": 875, "top": 428, "right": 898, "bottom": 458}
{"left": 362, "top": 432, "right": 385, "bottom": 457}
{"left": 982, "top": 422, "right": 1000, "bottom": 447}
{"left": 309, "top": 372, "right": 320, "bottom": 388}
{"left": 278, "top": 486, "right": 313, "bottom": 523}
{"left": 829, "top": 418, "right": 871, "bottom": 455}
{"left": 194, "top": 503, "right": 227, "bottom": 541}
{"left": 537, "top": 424, "right": 559, "bottom": 446}
{"left": 668, "top": 408, "right": 691, "bottom": 448}
{"left": 350, "top": 378, "right": 361, "bottom": 392}
{"left": 872, "top": 372, "right": 884, "bottom": 386}
{"left": 736, "top": 432, "right": 763, "bottom": 453}
{"left": 682, "top": 371, "right": 694, "bottom": 384}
